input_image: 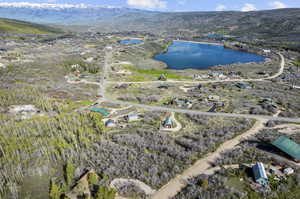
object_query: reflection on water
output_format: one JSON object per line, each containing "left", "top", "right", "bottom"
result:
{"left": 154, "top": 41, "right": 266, "bottom": 70}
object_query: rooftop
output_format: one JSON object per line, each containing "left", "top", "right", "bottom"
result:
{"left": 272, "top": 136, "right": 300, "bottom": 161}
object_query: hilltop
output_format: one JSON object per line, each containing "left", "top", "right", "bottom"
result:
{"left": 0, "top": 3, "right": 299, "bottom": 42}
{"left": 95, "top": 8, "right": 300, "bottom": 41}
{"left": 0, "top": 18, "right": 62, "bottom": 34}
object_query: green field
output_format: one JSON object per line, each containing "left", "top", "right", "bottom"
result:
{"left": 123, "top": 65, "right": 188, "bottom": 80}
{"left": 0, "top": 18, "right": 61, "bottom": 34}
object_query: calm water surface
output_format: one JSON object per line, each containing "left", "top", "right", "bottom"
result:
{"left": 119, "top": 39, "right": 143, "bottom": 44}
{"left": 154, "top": 41, "right": 266, "bottom": 69}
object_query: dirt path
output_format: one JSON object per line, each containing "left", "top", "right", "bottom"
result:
{"left": 151, "top": 118, "right": 269, "bottom": 199}
{"left": 110, "top": 178, "right": 156, "bottom": 196}
{"left": 269, "top": 123, "right": 300, "bottom": 135}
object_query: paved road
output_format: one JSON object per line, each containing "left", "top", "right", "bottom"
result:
{"left": 97, "top": 50, "right": 300, "bottom": 123}
{"left": 107, "top": 52, "right": 285, "bottom": 85}
{"left": 95, "top": 45, "right": 300, "bottom": 199}
{"left": 104, "top": 99, "right": 300, "bottom": 123}
{"left": 96, "top": 49, "right": 300, "bottom": 123}
{"left": 100, "top": 50, "right": 112, "bottom": 98}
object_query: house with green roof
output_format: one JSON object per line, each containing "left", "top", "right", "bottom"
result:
{"left": 88, "top": 107, "right": 110, "bottom": 117}
{"left": 272, "top": 136, "right": 300, "bottom": 163}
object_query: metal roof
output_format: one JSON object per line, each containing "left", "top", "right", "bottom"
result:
{"left": 252, "top": 162, "right": 267, "bottom": 180}
{"left": 272, "top": 136, "right": 300, "bottom": 161}
{"left": 88, "top": 107, "right": 110, "bottom": 116}
{"left": 164, "top": 118, "right": 173, "bottom": 125}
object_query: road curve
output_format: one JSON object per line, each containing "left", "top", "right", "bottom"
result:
{"left": 95, "top": 47, "right": 299, "bottom": 198}
{"left": 97, "top": 49, "right": 300, "bottom": 123}
{"left": 151, "top": 117, "right": 269, "bottom": 199}
{"left": 107, "top": 52, "right": 285, "bottom": 85}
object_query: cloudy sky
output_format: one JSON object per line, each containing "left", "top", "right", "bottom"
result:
{"left": 0, "top": 0, "right": 299, "bottom": 11}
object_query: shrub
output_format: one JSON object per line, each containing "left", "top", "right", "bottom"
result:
{"left": 49, "top": 180, "right": 61, "bottom": 199}
{"left": 64, "top": 160, "right": 75, "bottom": 186}
{"left": 94, "top": 185, "right": 116, "bottom": 199}
{"left": 88, "top": 173, "right": 99, "bottom": 185}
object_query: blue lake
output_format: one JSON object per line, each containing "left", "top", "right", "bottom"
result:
{"left": 154, "top": 41, "right": 266, "bottom": 70}
{"left": 119, "top": 39, "right": 143, "bottom": 45}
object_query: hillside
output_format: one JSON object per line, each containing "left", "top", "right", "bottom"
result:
{"left": 0, "top": 4, "right": 299, "bottom": 42}
{"left": 0, "top": 18, "right": 62, "bottom": 34}
{"left": 95, "top": 8, "right": 300, "bottom": 41}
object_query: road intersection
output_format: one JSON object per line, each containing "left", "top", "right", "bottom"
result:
{"left": 99, "top": 50, "right": 300, "bottom": 123}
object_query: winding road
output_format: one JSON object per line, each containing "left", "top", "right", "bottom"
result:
{"left": 64, "top": 43, "right": 300, "bottom": 199}
{"left": 94, "top": 48, "right": 300, "bottom": 198}
{"left": 150, "top": 111, "right": 281, "bottom": 199}
{"left": 99, "top": 51, "right": 300, "bottom": 123}
{"left": 107, "top": 53, "right": 285, "bottom": 85}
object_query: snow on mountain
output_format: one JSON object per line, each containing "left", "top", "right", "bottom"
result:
{"left": 0, "top": 2, "right": 121, "bottom": 9}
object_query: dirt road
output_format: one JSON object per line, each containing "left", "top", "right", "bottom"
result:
{"left": 151, "top": 118, "right": 268, "bottom": 199}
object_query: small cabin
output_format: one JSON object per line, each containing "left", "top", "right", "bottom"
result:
{"left": 208, "top": 95, "right": 220, "bottom": 102}
{"left": 158, "top": 83, "right": 171, "bottom": 89}
{"left": 89, "top": 107, "right": 110, "bottom": 117}
{"left": 158, "top": 74, "right": 167, "bottom": 81}
{"left": 235, "top": 82, "right": 251, "bottom": 89}
{"left": 162, "top": 117, "right": 173, "bottom": 128}
{"left": 105, "top": 119, "right": 116, "bottom": 128}
{"left": 125, "top": 114, "right": 139, "bottom": 122}
{"left": 252, "top": 162, "right": 268, "bottom": 185}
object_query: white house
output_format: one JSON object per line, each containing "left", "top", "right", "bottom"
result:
{"left": 105, "top": 119, "right": 116, "bottom": 128}
{"left": 283, "top": 168, "right": 294, "bottom": 175}
{"left": 126, "top": 114, "right": 139, "bottom": 122}
{"left": 263, "top": 49, "right": 271, "bottom": 53}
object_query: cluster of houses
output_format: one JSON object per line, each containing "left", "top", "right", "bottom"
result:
{"left": 88, "top": 106, "right": 142, "bottom": 128}
{"left": 252, "top": 161, "right": 295, "bottom": 187}
{"left": 104, "top": 113, "right": 141, "bottom": 128}
{"left": 193, "top": 72, "right": 227, "bottom": 80}
{"left": 165, "top": 98, "right": 193, "bottom": 109}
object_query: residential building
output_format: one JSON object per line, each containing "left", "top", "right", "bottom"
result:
{"left": 283, "top": 168, "right": 294, "bottom": 175}
{"left": 235, "top": 82, "right": 251, "bottom": 89}
{"left": 208, "top": 95, "right": 220, "bottom": 102}
{"left": 158, "top": 83, "right": 170, "bottom": 89}
{"left": 105, "top": 119, "right": 116, "bottom": 128}
{"left": 252, "top": 162, "right": 268, "bottom": 185}
{"left": 125, "top": 114, "right": 139, "bottom": 122}
{"left": 158, "top": 74, "right": 167, "bottom": 81}
{"left": 272, "top": 136, "right": 300, "bottom": 162}
{"left": 89, "top": 107, "right": 110, "bottom": 117}
{"left": 162, "top": 117, "right": 173, "bottom": 128}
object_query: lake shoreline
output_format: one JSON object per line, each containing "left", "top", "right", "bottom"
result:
{"left": 176, "top": 39, "right": 223, "bottom": 46}
{"left": 153, "top": 40, "right": 266, "bottom": 70}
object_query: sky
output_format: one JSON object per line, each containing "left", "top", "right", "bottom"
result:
{"left": 0, "top": 0, "right": 299, "bottom": 11}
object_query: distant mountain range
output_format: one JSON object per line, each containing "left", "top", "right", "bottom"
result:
{"left": 0, "top": 3, "right": 300, "bottom": 43}
{"left": 0, "top": 2, "right": 153, "bottom": 25}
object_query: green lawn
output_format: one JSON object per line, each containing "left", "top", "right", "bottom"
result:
{"left": 0, "top": 19, "right": 61, "bottom": 34}
{"left": 123, "top": 65, "right": 188, "bottom": 80}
